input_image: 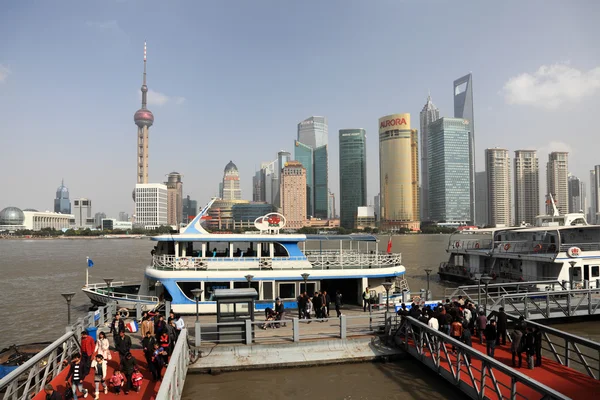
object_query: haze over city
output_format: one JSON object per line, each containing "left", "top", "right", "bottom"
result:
{"left": 1, "top": 0, "right": 599, "bottom": 217}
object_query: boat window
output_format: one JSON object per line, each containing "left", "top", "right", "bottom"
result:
{"left": 570, "top": 218, "right": 586, "bottom": 226}
{"left": 278, "top": 282, "right": 296, "bottom": 299}
{"left": 259, "top": 243, "right": 270, "bottom": 257}
{"left": 301, "top": 282, "right": 316, "bottom": 295}
{"left": 233, "top": 281, "right": 259, "bottom": 293}
{"left": 273, "top": 243, "right": 289, "bottom": 257}
{"left": 232, "top": 242, "right": 254, "bottom": 257}
{"left": 175, "top": 282, "right": 202, "bottom": 300}
{"left": 204, "top": 282, "right": 230, "bottom": 300}
{"left": 263, "top": 282, "right": 274, "bottom": 299}
{"left": 591, "top": 266, "right": 599, "bottom": 278}
{"left": 207, "top": 242, "right": 229, "bottom": 258}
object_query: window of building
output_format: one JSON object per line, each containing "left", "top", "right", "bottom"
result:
{"left": 278, "top": 282, "right": 296, "bottom": 299}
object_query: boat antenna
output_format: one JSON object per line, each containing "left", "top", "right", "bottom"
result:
{"left": 548, "top": 193, "right": 560, "bottom": 217}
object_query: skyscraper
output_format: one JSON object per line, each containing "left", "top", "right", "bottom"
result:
{"left": 454, "top": 73, "right": 476, "bottom": 223}
{"left": 339, "top": 129, "right": 367, "bottom": 229}
{"left": 514, "top": 150, "right": 540, "bottom": 225}
{"left": 328, "top": 191, "right": 336, "bottom": 219}
{"left": 590, "top": 166, "right": 600, "bottom": 224}
{"left": 135, "top": 184, "right": 167, "bottom": 229}
{"left": 296, "top": 117, "right": 329, "bottom": 218}
{"left": 252, "top": 169, "right": 264, "bottom": 202}
{"left": 272, "top": 151, "right": 291, "bottom": 208}
{"left": 280, "top": 161, "right": 307, "bottom": 229}
{"left": 568, "top": 175, "right": 585, "bottom": 214}
{"left": 427, "top": 118, "right": 472, "bottom": 225}
{"left": 378, "top": 113, "right": 420, "bottom": 231}
{"left": 133, "top": 42, "right": 154, "bottom": 185}
{"left": 546, "top": 152, "right": 569, "bottom": 215}
{"left": 72, "top": 198, "right": 94, "bottom": 228}
{"left": 182, "top": 195, "right": 198, "bottom": 224}
{"left": 165, "top": 172, "right": 183, "bottom": 226}
{"left": 485, "top": 148, "right": 512, "bottom": 227}
{"left": 54, "top": 179, "right": 71, "bottom": 214}
{"left": 475, "top": 172, "right": 488, "bottom": 227}
{"left": 419, "top": 94, "right": 440, "bottom": 221}
{"left": 221, "top": 161, "right": 242, "bottom": 200}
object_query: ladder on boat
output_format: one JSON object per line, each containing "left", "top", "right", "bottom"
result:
{"left": 395, "top": 276, "right": 410, "bottom": 293}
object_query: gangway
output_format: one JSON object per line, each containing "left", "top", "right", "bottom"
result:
{"left": 444, "top": 280, "right": 568, "bottom": 305}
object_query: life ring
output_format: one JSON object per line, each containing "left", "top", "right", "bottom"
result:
{"left": 455, "top": 241, "right": 461, "bottom": 248}
{"left": 504, "top": 243, "right": 511, "bottom": 251}
{"left": 118, "top": 308, "right": 129, "bottom": 319}
{"left": 475, "top": 242, "right": 480, "bottom": 249}
{"left": 533, "top": 244, "right": 542, "bottom": 253}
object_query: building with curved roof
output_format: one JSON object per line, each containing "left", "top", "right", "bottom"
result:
{"left": 0, "top": 207, "right": 74, "bottom": 232}
{"left": 220, "top": 160, "right": 242, "bottom": 200}
{"left": 54, "top": 179, "right": 71, "bottom": 214}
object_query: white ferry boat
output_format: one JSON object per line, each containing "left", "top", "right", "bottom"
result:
{"left": 83, "top": 199, "right": 408, "bottom": 313}
{"left": 438, "top": 209, "right": 600, "bottom": 289}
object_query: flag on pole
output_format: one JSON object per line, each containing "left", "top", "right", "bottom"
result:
{"left": 126, "top": 320, "right": 138, "bottom": 333}
{"left": 386, "top": 235, "right": 392, "bottom": 254}
{"left": 87, "top": 257, "right": 94, "bottom": 268}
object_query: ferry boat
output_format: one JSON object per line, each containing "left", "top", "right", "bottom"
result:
{"left": 438, "top": 205, "right": 600, "bottom": 289}
{"left": 83, "top": 199, "right": 409, "bottom": 313}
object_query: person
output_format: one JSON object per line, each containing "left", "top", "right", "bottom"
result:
{"left": 461, "top": 322, "right": 473, "bottom": 363}
{"left": 80, "top": 331, "right": 95, "bottom": 377}
{"left": 120, "top": 352, "right": 136, "bottom": 395}
{"left": 174, "top": 314, "right": 185, "bottom": 339}
{"left": 114, "top": 330, "right": 132, "bottom": 362}
{"left": 510, "top": 328, "right": 523, "bottom": 368}
{"left": 90, "top": 354, "right": 108, "bottom": 399}
{"left": 496, "top": 307, "right": 508, "bottom": 346}
{"left": 304, "top": 296, "right": 313, "bottom": 322}
{"left": 44, "top": 384, "right": 63, "bottom": 400}
{"left": 141, "top": 315, "right": 154, "bottom": 338}
{"left": 131, "top": 366, "right": 143, "bottom": 392}
{"left": 159, "top": 331, "right": 170, "bottom": 364}
{"left": 142, "top": 330, "right": 157, "bottom": 365}
{"left": 155, "top": 314, "right": 167, "bottom": 339}
{"left": 312, "top": 292, "right": 322, "bottom": 319}
{"left": 274, "top": 298, "right": 286, "bottom": 327}
{"left": 525, "top": 327, "right": 536, "bottom": 369}
{"left": 109, "top": 369, "right": 125, "bottom": 395}
{"left": 167, "top": 321, "right": 178, "bottom": 353}
{"left": 262, "top": 308, "right": 277, "bottom": 329}
{"left": 168, "top": 311, "right": 175, "bottom": 325}
{"left": 65, "top": 353, "right": 88, "bottom": 400}
{"left": 335, "top": 290, "right": 343, "bottom": 317}
{"left": 149, "top": 343, "right": 167, "bottom": 381}
{"left": 323, "top": 291, "right": 331, "bottom": 318}
{"left": 534, "top": 326, "right": 543, "bottom": 366}
{"left": 450, "top": 318, "right": 463, "bottom": 352}
{"left": 363, "top": 287, "right": 370, "bottom": 312}
{"left": 484, "top": 320, "right": 498, "bottom": 358}
{"left": 94, "top": 332, "right": 111, "bottom": 361}
{"left": 297, "top": 293, "right": 306, "bottom": 319}
{"left": 109, "top": 314, "right": 125, "bottom": 346}
{"left": 477, "top": 312, "right": 487, "bottom": 343}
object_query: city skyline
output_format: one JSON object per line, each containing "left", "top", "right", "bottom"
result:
{"left": 0, "top": 2, "right": 599, "bottom": 216}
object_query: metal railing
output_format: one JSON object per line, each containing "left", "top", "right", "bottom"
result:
{"left": 444, "top": 280, "right": 567, "bottom": 304}
{"left": 0, "top": 331, "right": 80, "bottom": 400}
{"left": 395, "top": 316, "right": 568, "bottom": 400}
{"left": 307, "top": 252, "right": 402, "bottom": 269}
{"left": 84, "top": 283, "right": 160, "bottom": 305}
{"left": 559, "top": 242, "right": 600, "bottom": 252}
{"left": 156, "top": 329, "right": 190, "bottom": 400}
{"left": 491, "top": 241, "right": 559, "bottom": 257}
{"left": 449, "top": 239, "right": 493, "bottom": 251}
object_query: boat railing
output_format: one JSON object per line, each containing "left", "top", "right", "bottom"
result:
{"left": 444, "top": 279, "right": 567, "bottom": 304}
{"left": 156, "top": 328, "right": 190, "bottom": 399}
{"left": 448, "top": 238, "right": 493, "bottom": 251}
{"left": 491, "top": 240, "right": 559, "bottom": 256}
{"left": 306, "top": 252, "right": 402, "bottom": 269}
{"left": 84, "top": 283, "right": 160, "bottom": 304}
{"left": 558, "top": 242, "right": 600, "bottom": 252}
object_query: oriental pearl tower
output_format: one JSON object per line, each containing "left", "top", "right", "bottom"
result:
{"left": 134, "top": 41, "right": 154, "bottom": 185}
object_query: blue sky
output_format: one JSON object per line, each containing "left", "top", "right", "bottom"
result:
{"left": 1, "top": 0, "right": 599, "bottom": 217}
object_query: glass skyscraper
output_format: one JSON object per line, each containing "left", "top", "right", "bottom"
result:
{"left": 428, "top": 118, "right": 472, "bottom": 224}
{"left": 313, "top": 145, "right": 328, "bottom": 218}
{"left": 294, "top": 141, "right": 314, "bottom": 215}
{"left": 419, "top": 94, "right": 440, "bottom": 221}
{"left": 454, "top": 73, "right": 476, "bottom": 223}
{"left": 54, "top": 180, "right": 71, "bottom": 214}
{"left": 339, "top": 129, "right": 367, "bottom": 229}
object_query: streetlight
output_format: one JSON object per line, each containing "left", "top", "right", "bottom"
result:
{"left": 568, "top": 260, "right": 577, "bottom": 290}
{"left": 61, "top": 292, "right": 76, "bottom": 325}
{"left": 190, "top": 288, "right": 203, "bottom": 322}
{"left": 475, "top": 273, "right": 482, "bottom": 310}
{"left": 301, "top": 273, "right": 310, "bottom": 294}
{"left": 103, "top": 278, "right": 114, "bottom": 295}
{"left": 382, "top": 282, "right": 393, "bottom": 312}
{"left": 245, "top": 274, "right": 254, "bottom": 288}
{"left": 480, "top": 275, "right": 493, "bottom": 313}
{"left": 424, "top": 268, "right": 433, "bottom": 301}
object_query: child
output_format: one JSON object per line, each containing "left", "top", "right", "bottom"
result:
{"left": 131, "top": 367, "right": 143, "bottom": 392}
{"left": 109, "top": 369, "right": 125, "bottom": 395}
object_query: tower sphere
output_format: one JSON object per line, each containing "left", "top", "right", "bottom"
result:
{"left": 134, "top": 109, "right": 154, "bottom": 127}
{"left": 0, "top": 207, "right": 25, "bottom": 225}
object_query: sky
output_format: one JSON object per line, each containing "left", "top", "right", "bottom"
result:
{"left": 1, "top": 0, "right": 599, "bottom": 217}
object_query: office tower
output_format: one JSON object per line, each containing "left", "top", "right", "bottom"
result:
{"left": 165, "top": 172, "right": 183, "bottom": 226}
{"left": 454, "top": 73, "right": 476, "bottom": 223}
{"left": 252, "top": 169, "right": 263, "bottom": 202}
{"left": 339, "top": 129, "right": 367, "bottom": 229}
{"left": 591, "top": 167, "right": 600, "bottom": 224}
{"left": 419, "top": 94, "right": 440, "bottom": 221}
{"left": 378, "top": 113, "right": 420, "bottom": 231}
{"left": 568, "top": 175, "right": 585, "bottom": 213}
{"left": 280, "top": 160, "right": 307, "bottom": 228}
{"left": 261, "top": 159, "right": 277, "bottom": 205}
{"left": 296, "top": 117, "right": 328, "bottom": 218}
{"left": 54, "top": 179, "right": 71, "bottom": 214}
{"left": 134, "top": 41, "right": 154, "bottom": 185}
{"left": 328, "top": 191, "right": 336, "bottom": 219}
{"left": 514, "top": 150, "right": 540, "bottom": 225}
{"left": 72, "top": 198, "right": 94, "bottom": 228}
{"left": 94, "top": 212, "right": 106, "bottom": 228}
{"left": 546, "top": 152, "right": 569, "bottom": 215}
{"left": 221, "top": 161, "right": 242, "bottom": 200}
{"left": 182, "top": 195, "right": 198, "bottom": 224}
{"left": 135, "top": 184, "right": 168, "bottom": 228}
{"left": 411, "top": 129, "right": 419, "bottom": 223}
{"left": 475, "top": 172, "right": 488, "bottom": 227}
{"left": 374, "top": 194, "right": 380, "bottom": 223}
{"left": 118, "top": 212, "right": 129, "bottom": 222}
{"left": 427, "top": 118, "right": 472, "bottom": 224}
{"left": 485, "top": 148, "right": 512, "bottom": 226}
{"left": 273, "top": 151, "right": 291, "bottom": 208}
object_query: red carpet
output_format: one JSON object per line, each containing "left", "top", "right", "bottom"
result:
{"left": 32, "top": 350, "right": 160, "bottom": 400}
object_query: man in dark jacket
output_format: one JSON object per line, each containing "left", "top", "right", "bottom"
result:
{"left": 484, "top": 320, "right": 498, "bottom": 358}
{"left": 109, "top": 314, "right": 126, "bottom": 346}
{"left": 510, "top": 329, "right": 523, "bottom": 367}
{"left": 525, "top": 327, "right": 536, "bottom": 369}
{"left": 335, "top": 290, "right": 343, "bottom": 317}
{"left": 496, "top": 307, "right": 508, "bottom": 345}
{"left": 461, "top": 322, "right": 473, "bottom": 363}
{"left": 65, "top": 353, "right": 88, "bottom": 399}
{"left": 120, "top": 352, "right": 137, "bottom": 395}
{"left": 44, "top": 384, "right": 62, "bottom": 400}
{"left": 297, "top": 293, "right": 306, "bottom": 319}
{"left": 312, "top": 292, "right": 322, "bottom": 319}
{"left": 534, "top": 327, "right": 543, "bottom": 366}
{"left": 142, "top": 330, "right": 157, "bottom": 365}
{"left": 323, "top": 291, "right": 331, "bottom": 318}
{"left": 115, "top": 330, "right": 132, "bottom": 361}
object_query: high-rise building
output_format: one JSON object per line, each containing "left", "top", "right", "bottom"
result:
{"left": 514, "top": 150, "right": 540, "bottom": 226}
{"left": 54, "top": 179, "right": 71, "bottom": 214}
{"left": 590, "top": 167, "right": 600, "bottom": 224}
{"left": 568, "top": 174, "right": 585, "bottom": 214}
{"left": 378, "top": 113, "right": 420, "bottom": 231}
{"left": 328, "top": 191, "right": 336, "bottom": 219}
{"left": 135, "top": 183, "right": 167, "bottom": 229}
{"left": 280, "top": 160, "right": 307, "bottom": 229}
{"left": 296, "top": 117, "right": 328, "bottom": 218}
{"left": 411, "top": 129, "right": 419, "bottom": 223}
{"left": 374, "top": 194, "right": 380, "bottom": 223}
{"left": 94, "top": 212, "right": 106, "bottom": 228}
{"left": 474, "top": 172, "right": 488, "bottom": 227}
{"left": 485, "top": 148, "right": 512, "bottom": 227}
{"left": 453, "top": 73, "right": 476, "bottom": 223}
{"left": 182, "top": 195, "right": 198, "bottom": 224}
{"left": 427, "top": 118, "right": 472, "bottom": 225}
{"left": 252, "top": 169, "right": 264, "bottom": 202}
{"left": 72, "top": 198, "right": 94, "bottom": 228}
{"left": 134, "top": 41, "right": 154, "bottom": 185}
{"left": 221, "top": 161, "right": 242, "bottom": 200}
{"left": 339, "top": 129, "right": 367, "bottom": 229}
{"left": 273, "top": 151, "right": 291, "bottom": 208}
{"left": 546, "top": 152, "right": 569, "bottom": 215}
{"left": 419, "top": 94, "right": 440, "bottom": 221}
{"left": 118, "top": 212, "right": 129, "bottom": 222}
{"left": 262, "top": 159, "right": 278, "bottom": 205}
{"left": 165, "top": 172, "right": 183, "bottom": 226}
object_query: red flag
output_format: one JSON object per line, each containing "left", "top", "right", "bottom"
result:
{"left": 387, "top": 236, "right": 392, "bottom": 254}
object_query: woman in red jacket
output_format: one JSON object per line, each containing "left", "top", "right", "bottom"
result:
{"left": 158, "top": 332, "right": 170, "bottom": 365}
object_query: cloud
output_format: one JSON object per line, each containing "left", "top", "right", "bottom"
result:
{"left": 502, "top": 63, "right": 600, "bottom": 110}
{"left": 142, "top": 89, "right": 185, "bottom": 106}
{"left": 0, "top": 65, "right": 10, "bottom": 83}
{"left": 86, "top": 20, "right": 124, "bottom": 35}
{"left": 537, "top": 141, "right": 573, "bottom": 157}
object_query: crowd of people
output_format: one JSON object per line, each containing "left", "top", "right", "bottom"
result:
{"left": 397, "top": 296, "right": 543, "bottom": 369}
{"left": 45, "top": 310, "right": 185, "bottom": 400}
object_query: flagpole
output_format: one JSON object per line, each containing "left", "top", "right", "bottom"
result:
{"left": 86, "top": 256, "right": 89, "bottom": 287}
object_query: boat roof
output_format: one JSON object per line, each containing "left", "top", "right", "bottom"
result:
{"left": 151, "top": 233, "right": 379, "bottom": 242}
{"left": 511, "top": 225, "right": 598, "bottom": 233}
{"left": 305, "top": 234, "right": 378, "bottom": 242}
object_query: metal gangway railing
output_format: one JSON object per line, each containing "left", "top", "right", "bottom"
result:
{"left": 156, "top": 328, "right": 191, "bottom": 399}
{"left": 444, "top": 280, "right": 567, "bottom": 305}
{"left": 395, "top": 316, "right": 569, "bottom": 400}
